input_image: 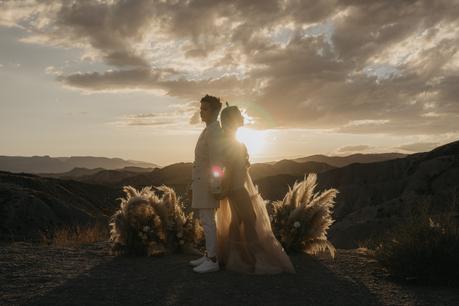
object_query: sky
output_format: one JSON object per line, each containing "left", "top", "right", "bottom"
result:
{"left": 1, "top": 0, "right": 458, "bottom": 166}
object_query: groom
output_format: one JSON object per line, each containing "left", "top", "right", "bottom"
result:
{"left": 189, "top": 94, "right": 224, "bottom": 273}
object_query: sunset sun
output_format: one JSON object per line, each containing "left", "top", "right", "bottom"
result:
{"left": 236, "top": 127, "right": 268, "bottom": 157}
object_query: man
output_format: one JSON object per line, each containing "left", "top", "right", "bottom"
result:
{"left": 189, "top": 94, "right": 224, "bottom": 273}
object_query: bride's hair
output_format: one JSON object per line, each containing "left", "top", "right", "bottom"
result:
{"left": 221, "top": 104, "right": 244, "bottom": 130}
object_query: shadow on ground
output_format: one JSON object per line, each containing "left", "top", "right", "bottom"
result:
{"left": 27, "top": 253, "right": 382, "bottom": 306}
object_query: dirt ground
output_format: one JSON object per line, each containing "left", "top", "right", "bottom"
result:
{"left": 1, "top": 242, "right": 458, "bottom": 306}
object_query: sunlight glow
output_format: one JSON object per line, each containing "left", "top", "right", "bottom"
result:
{"left": 236, "top": 127, "right": 268, "bottom": 157}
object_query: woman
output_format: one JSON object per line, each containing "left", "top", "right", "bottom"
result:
{"left": 216, "top": 105, "right": 295, "bottom": 274}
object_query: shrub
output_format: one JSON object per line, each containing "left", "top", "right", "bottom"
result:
{"left": 375, "top": 212, "right": 459, "bottom": 286}
{"left": 41, "top": 223, "right": 108, "bottom": 247}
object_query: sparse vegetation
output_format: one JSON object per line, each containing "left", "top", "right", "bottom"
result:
{"left": 41, "top": 223, "right": 109, "bottom": 247}
{"left": 374, "top": 211, "right": 459, "bottom": 286}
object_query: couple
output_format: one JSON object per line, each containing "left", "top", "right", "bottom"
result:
{"left": 189, "top": 94, "right": 295, "bottom": 274}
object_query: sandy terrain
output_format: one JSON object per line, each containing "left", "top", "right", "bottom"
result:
{"left": 1, "top": 242, "right": 458, "bottom": 306}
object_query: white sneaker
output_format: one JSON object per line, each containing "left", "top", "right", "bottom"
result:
{"left": 189, "top": 255, "right": 207, "bottom": 267}
{"left": 193, "top": 257, "right": 219, "bottom": 273}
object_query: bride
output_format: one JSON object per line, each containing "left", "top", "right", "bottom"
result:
{"left": 216, "top": 105, "right": 295, "bottom": 274}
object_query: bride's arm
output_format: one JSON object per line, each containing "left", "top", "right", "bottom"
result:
{"left": 217, "top": 144, "right": 236, "bottom": 199}
{"left": 220, "top": 164, "right": 232, "bottom": 198}
{"left": 219, "top": 143, "right": 248, "bottom": 199}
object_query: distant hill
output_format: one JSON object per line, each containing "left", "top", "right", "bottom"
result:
{"left": 315, "top": 142, "right": 459, "bottom": 248}
{"left": 249, "top": 142, "right": 459, "bottom": 248}
{"left": 2, "top": 142, "right": 458, "bottom": 247}
{"left": 77, "top": 163, "right": 193, "bottom": 197}
{"left": 293, "top": 153, "right": 406, "bottom": 167}
{"left": 40, "top": 167, "right": 106, "bottom": 179}
{"left": 40, "top": 166, "right": 155, "bottom": 179}
{"left": 254, "top": 174, "right": 299, "bottom": 200}
{"left": 45, "top": 160, "right": 332, "bottom": 194}
{"left": 249, "top": 160, "right": 335, "bottom": 180}
{"left": 0, "top": 171, "right": 120, "bottom": 240}
{"left": 0, "top": 156, "right": 158, "bottom": 174}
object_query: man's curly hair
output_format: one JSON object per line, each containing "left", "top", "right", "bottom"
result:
{"left": 200, "top": 94, "right": 222, "bottom": 113}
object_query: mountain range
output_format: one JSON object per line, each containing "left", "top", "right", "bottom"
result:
{"left": 254, "top": 142, "right": 459, "bottom": 248}
{"left": 293, "top": 153, "right": 406, "bottom": 167}
{"left": 0, "top": 153, "right": 404, "bottom": 175}
{"left": 1, "top": 145, "right": 457, "bottom": 249}
{"left": 0, "top": 156, "right": 158, "bottom": 174}
{"left": 319, "top": 142, "right": 459, "bottom": 248}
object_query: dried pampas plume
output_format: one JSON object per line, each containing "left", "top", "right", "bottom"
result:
{"left": 267, "top": 173, "right": 337, "bottom": 258}
{"left": 109, "top": 185, "right": 203, "bottom": 256}
{"left": 110, "top": 174, "right": 337, "bottom": 259}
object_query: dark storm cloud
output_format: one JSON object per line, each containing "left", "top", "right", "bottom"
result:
{"left": 54, "top": 0, "right": 156, "bottom": 67}
{"left": 2, "top": 0, "right": 459, "bottom": 135}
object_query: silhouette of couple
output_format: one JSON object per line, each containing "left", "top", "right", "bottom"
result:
{"left": 189, "top": 95, "right": 295, "bottom": 274}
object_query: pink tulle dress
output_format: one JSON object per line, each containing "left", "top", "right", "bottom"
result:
{"left": 216, "top": 138, "right": 295, "bottom": 274}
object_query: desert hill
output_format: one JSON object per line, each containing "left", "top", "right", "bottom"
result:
{"left": 249, "top": 160, "right": 334, "bottom": 180}
{"left": 41, "top": 166, "right": 155, "bottom": 179}
{"left": 0, "top": 171, "right": 120, "bottom": 240}
{"left": 293, "top": 153, "right": 406, "bottom": 167}
{"left": 316, "top": 141, "right": 459, "bottom": 248}
{"left": 0, "top": 156, "right": 158, "bottom": 174}
{"left": 40, "top": 167, "right": 106, "bottom": 179}
{"left": 29, "top": 153, "right": 404, "bottom": 190}
{"left": 56, "top": 160, "right": 333, "bottom": 189}
{"left": 1, "top": 142, "right": 457, "bottom": 248}
{"left": 242, "top": 141, "right": 459, "bottom": 248}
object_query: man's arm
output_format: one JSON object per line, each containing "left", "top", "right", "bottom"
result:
{"left": 207, "top": 127, "right": 225, "bottom": 197}
{"left": 207, "top": 127, "right": 224, "bottom": 170}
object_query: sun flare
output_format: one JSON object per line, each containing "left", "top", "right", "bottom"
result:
{"left": 236, "top": 127, "right": 268, "bottom": 158}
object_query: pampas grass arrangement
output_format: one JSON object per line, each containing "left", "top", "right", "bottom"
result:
{"left": 266, "top": 173, "right": 337, "bottom": 257}
{"left": 110, "top": 173, "right": 337, "bottom": 258}
{"left": 109, "top": 185, "right": 203, "bottom": 256}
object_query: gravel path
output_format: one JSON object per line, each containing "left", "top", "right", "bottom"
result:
{"left": 1, "top": 242, "right": 457, "bottom": 306}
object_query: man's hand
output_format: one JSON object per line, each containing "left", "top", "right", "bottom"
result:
{"left": 212, "top": 183, "right": 229, "bottom": 200}
{"left": 212, "top": 192, "right": 226, "bottom": 200}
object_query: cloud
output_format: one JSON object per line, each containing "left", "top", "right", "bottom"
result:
{"left": 2, "top": 0, "right": 459, "bottom": 136}
{"left": 336, "top": 145, "right": 373, "bottom": 153}
{"left": 58, "top": 68, "right": 163, "bottom": 92}
{"left": 396, "top": 142, "right": 439, "bottom": 153}
{"left": 115, "top": 102, "right": 200, "bottom": 130}
{"left": 189, "top": 111, "right": 201, "bottom": 125}
{"left": 123, "top": 113, "right": 176, "bottom": 127}
{"left": 45, "top": 66, "right": 61, "bottom": 76}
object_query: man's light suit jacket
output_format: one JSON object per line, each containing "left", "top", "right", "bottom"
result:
{"left": 191, "top": 120, "right": 224, "bottom": 209}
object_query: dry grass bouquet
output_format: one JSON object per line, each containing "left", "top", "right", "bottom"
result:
{"left": 266, "top": 173, "right": 337, "bottom": 257}
{"left": 110, "top": 173, "right": 337, "bottom": 259}
{"left": 109, "top": 185, "right": 204, "bottom": 256}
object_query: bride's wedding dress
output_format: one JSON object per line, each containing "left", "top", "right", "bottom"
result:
{"left": 216, "top": 138, "right": 295, "bottom": 274}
